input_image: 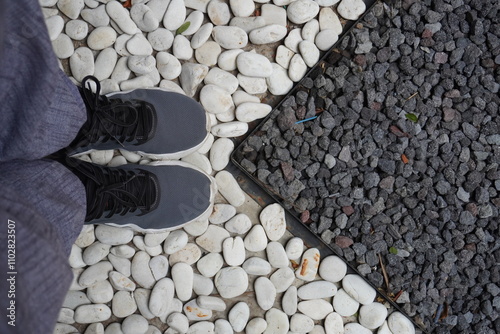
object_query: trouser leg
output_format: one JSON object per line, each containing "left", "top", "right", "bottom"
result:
{"left": 0, "top": 0, "right": 86, "bottom": 162}
{"left": 0, "top": 159, "right": 86, "bottom": 334}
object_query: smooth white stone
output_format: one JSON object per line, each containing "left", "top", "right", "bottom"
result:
{"left": 149, "top": 278, "right": 175, "bottom": 317}
{"left": 74, "top": 304, "right": 111, "bottom": 323}
{"left": 42, "top": 8, "right": 59, "bottom": 18}
{"left": 163, "top": 230, "right": 188, "bottom": 254}
{"left": 144, "top": 67, "right": 161, "bottom": 86}
{"left": 127, "top": 33, "right": 153, "bottom": 56}
{"left": 190, "top": 23, "right": 213, "bottom": 50}
{"left": 212, "top": 26, "right": 248, "bottom": 49}
{"left": 193, "top": 273, "right": 214, "bottom": 296}
{"left": 183, "top": 219, "right": 209, "bottom": 237}
{"left": 114, "top": 34, "right": 132, "bottom": 56}
{"left": 215, "top": 171, "right": 246, "bottom": 206}
{"left": 388, "top": 312, "right": 415, "bottom": 334}
{"left": 195, "top": 225, "right": 230, "bottom": 253}
{"left": 273, "top": 0, "right": 294, "bottom": 4}
{"left": 218, "top": 49, "right": 244, "bottom": 71}
{"left": 237, "top": 74, "right": 267, "bottom": 94}
{"left": 127, "top": 55, "right": 155, "bottom": 75}
{"left": 144, "top": 231, "right": 169, "bottom": 247}
{"left": 246, "top": 317, "right": 267, "bottom": 334}
{"left": 285, "top": 237, "right": 304, "bottom": 260}
{"left": 81, "top": 5, "right": 110, "bottom": 27}
{"left": 319, "top": 8, "right": 343, "bottom": 34}
{"left": 180, "top": 62, "right": 209, "bottom": 97}
{"left": 207, "top": 0, "right": 231, "bottom": 26}
{"left": 259, "top": 203, "right": 286, "bottom": 241}
{"left": 65, "top": 20, "right": 88, "bottom": 41}
{"left": 87, "top": 26, "right": 117, "bottom": 51}
{"left": 69, "top": 244, "right": 86, "bottom": 269}
{"left": 299, "top": 40, "right": 321, "bottom": 67}
{"left": 95, "top": 224, "right": 134, "bottom": 245}
{"left": 70, "top": 47, "right": 95, "bottom": 82}
{"left": 148, "top": 29, "right": 174, "bottom": 51}
{"left": 209, "top": 138, "right": 234, "bottom": 171}
{"left": 378, "top": 321, "right": 394, "bottom": 334}
{"left": 89, "top": 149, "right": 113, "bottom": 165}
{"left": 197, "top": 296, "right": 226, "bottom": 311}
{"left": 94, "top": 48, "right": 118, "bottom": 81}
{"left": 171, "top": 262, "right": 193, "bottom": 301}
{"left": 222, "top": 236, "right": 246, "bottom": 266}
{"left": 244, "top": 225, "right": 268, "bottom": 252}
{"left": 54, "top": 323, "right": 79, "bottom": 334}
{"left": 108, "top": 253, "right": 132, "bottom": 277}
{"left": 266, "top": 241, "right": 289, "bottom": 268}
{"left": 106, "top": 1, "right": 138, "bottom": 34}
{"left": 260, "top": 4, "right": 287, "bottom": 26}
{"left": 211, "top": 118, "right": 248, "bottom": 136}
{"left": 112, "top": 291, "right": 137, "bottom": 318}
{"left": 134, "top": 236, "right": 147, "bottom": 251}
{"left": 109, "top": 271, "right": 136, "bottom": 291}
{"left": 70, "top": 268, "right": 85, "bottom": 291}
{"left": 216, "top": 106, "right": 236, "bottom": 122}
{"left": 324, "top": 312, "right": 343, "bottom": 334}
{"left": 333, "top": 288, "right": 359, "bottom": 316}
{"left": 63, "top": 290, "right": 91, "bottom": 309}
{"left": 214, "top": 319, "right": 233, "bottom": 334}
{"left": 264, "top": 308, "right": 289, "bottom": 334}
{"left": 342, "top": 274, "right": 376, "bottom": 305}
{"left": 359, "top": 302, "right": 388, "bottom": 329}
{"left": 311, "top": 325, "right": 327, "bottom": 334}
{"left": 230, "top": 16, "right": 266, "bottom": 34}
{"left": 181, "top": 10, "right": 204, "bottom": 35}
{"left": 110, "top": 245, "right": 135, "bottom": 258}
{"left": 296, "top": 248, "right": 321, "bottom": 281}
{"left": 344, "top": 323, "right": 372, "bottom": 334}
{"left": 236, "top": 52, "right": 273, "bottom": 78}
{"left": 147, "top": 0, "right": 171, "bottom": 21}
{"left": 111, "top": 56, "right": 132, "bottom": 82}
{"left": 204, "top": 67, "right": 238, "bottom": 94}
{"left": 209, "top": 203, "right": 236, "bottom": 224}
{"left": 181, "top": 151, "right": 213, "bottom": 175}
{"left": 122, "top": 314, "right": 148, "bottom": 334}
{"left": 159, "top": 80, "right": 186, "bottom": 94}
{"left": 163, "top": 0, "right": 186, "bottom": 30}
{"left": 290, "top": 313, "right": 315, "bottom": 333}
{"left": 40, "top": 0, "right": 58, "bottom": 6}
{"left": 83, "top": 241, "right": 111, "bottom": 266}
{"left": 184, "top": 299, "right": 213, "bottom": 321}
{"left": 187, "top": 321, "right": 215, "bottom": 333}
{"left": 282, "top": 285, "right": 298, "bottom": 316}
{"left": 58, "top": 0, "right": 84, "bottom": 20}
{"left": 58, "top": 307, "right": 75, "bottom": 324}
{"left": 134, "top": 288, "right": 156, "bottom": 319}
{"left": 155, "top": 52, "right": 181, "bottom": 80}
{"left": 46, "top": 15, "right": 64, "bottom": 41}
{"left": 337, "top": 0, "right": 366, "bottom": 20}
{"left": 100, "top": 78, "right": 120, "bottom": 94}
{"left": 185, "top": 0, "right": 210, "bottom": 12}
{"left": 284, "top": 28, "right": 303, "bottom": 53}
{"left": 79, "top": 261, "right": 112, "bottom": 287}
{"left": 130, "top": 4, "right": 159, "bottom": 32}
{"left": 298, "top": 280, "right": 338, "bottom": 299}
{"left": 288, "top": 54, "right": 308, "bottom": 82}
{"left": 228, "top": 302, "right": 250, "bottom": 332}
{"left": 242, "top": 257, "right": 272, "bottom": 275}
{"left": 75, "top": 224, "right": 95, "bottom": 248}
{"left": 168, "top": 243, "right": 202, "bottom": 265}
{"left": 232, "top": 90, "right": 260, "bottom": 106}
{"left": 275, "top": 45, "right": 295, "bottom": 69}
{"left": 229, "top": 0, "right": 254, "bottom": 17}
{"left": 316, "top": 0, "right": 341, "bottom": 5}
{"left": 198, "top": 133, "right": 215, "bottom": 155}
{"left": 149, "top": 255, "right": 169, "bottom": 280}
{"left": 287, "top": 0, "right": 320, "bottom": 24}
{"left": 302, "top": 19, "right": 320, "bottom": 41}
{"left": 224, "top": 213, "right": 251, "bottom": 235}
{"left": 249, "top": 24, "right": 287, "bottom": 44}
{"left": 215, "top": 267, "right": 248, "bottom": 298}
{"left": 166, "top": 312, "right": 190, "bottom": 333}
{"left": 254, "top": 277, "right": 276, "bottom": 311}
{"left": 132, "top": 251, "right": 156, "bottom": 289}
{"left": 319, "top": 255, "right": 347, "bottom": 283}
{"left": 87, "top": 279, "right": 114, "bottom": 303}
{"left": 195, "top": 41, "right": 222, "bottom": 66}
{"left": 270, "top": 267, "right": 295, "bottom": 293}
{"left": 83, "top": 322, "right": 104, "bottom": 334}
{"left": 298, "top": 299, "right": 334, "bottom": 320}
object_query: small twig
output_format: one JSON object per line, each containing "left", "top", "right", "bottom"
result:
{"left": 405, "top": 92, "right": 419, "bottom": 101}
{"left": 393, "top": 290, "right": 403, "bottom": 302}
{"left": 378, "top": 253, "right": 390, "bottom": 294}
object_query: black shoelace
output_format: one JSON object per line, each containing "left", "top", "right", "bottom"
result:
{"left": 68, "top": 159, "right": 157, "bottom": 221}
{"left": 76, "top": 76, "right": 153, "bottom": 148}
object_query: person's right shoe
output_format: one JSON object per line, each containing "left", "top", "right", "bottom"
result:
{"left": 67, "top": 76, "right": 211, "bottom": 160}
{"left": 63, "top": 157, "right": 216, "bottom": 233}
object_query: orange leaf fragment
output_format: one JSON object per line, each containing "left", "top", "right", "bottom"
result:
{"left": 123, "top": 0, "right": 132, "bottom": 8}
{"left": 401, "top": 154, "right": 409, "bottom": 164}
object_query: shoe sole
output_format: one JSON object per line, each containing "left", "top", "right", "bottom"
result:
{"left": 102, "top": 160, "right": 217, "bottom": 234}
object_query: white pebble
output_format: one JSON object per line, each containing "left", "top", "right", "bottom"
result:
{"left": 187, "top": 321, "right": 215, "bottom": 333}
{"left": 156, "top": 52, "right": 181, "bottom": 80}
{"left": 288, "top": 54, "right": 308, "bottom": 82}
{"left": 319, "top": 8, "right": 343, "bottom": 35}
{"left": 264, "top": 308, "right": 289, "bottom": 334}
{"left": 111, "top": 57, "right": 132, "bottom": 83}
{"left": 180, "top": 62, "right": 209, "bottom": 97}
{"left": 287, "top": 0, "right": 320, "bottom": 24}
{"left": 214, "top": 267, "right": 248, "bottom": 298}
{"left": 299, "top": 40, "right": 321, "bottom": 67}
{"left": 242, "top": 257, "right": 272, "bottom": 275}
{"left": 212, "top": 26, "right": 248, "bottom": 49}
{"left": 296, "top": 248, "right": 321, "bottom": 281}
{"left": 166, "top": 312, "right": 189, "bottom": 333}
{"left": 204, "top": 67, "right": 239, "bottom": 94}
{"left": 74, "top": 304, "right": 111, "bottom": 323}
{"left": 183, "top": 299, "right": 213, "bottom": 321}
{"left": 342, "top": 274, "right": 377, "bottom": 305}
{"left": 69, "top": 244, "right": 86, "bottom": 269}
{"left": 182, "top": 10, "right": 204, "bottom": 35}
{"left": 319, "top": 255, "right": 347, "bottom": 283}
{"left": 266, "top": 241, "right": 289, "bottom": 268}
{"left": 246, "top": 317, "right": 267, "bottom": 334}
{"left": 302, "top": 19, "right": 320, "bottom": 41}
{"left": 149, "top": 278, "right": 175, "bottom": 317}
{"left": 270, "top": 267, "right": 295, "bottom": 293}
{"left": 254, "top": 277, "right": 276, "bottom": 311}
{"left": 163, "top": 230, "right": 188, "bottom": 254}
{"left": 266, "top": 63, "right": 293, "bottom": 96}
{"left": 89, "top": 149, "right": 114, "bottom": 165}
{"left": 259, "top": 203, "right": 286, "bottom": 241}
{"left": 209, "top": 203, "right": 236, "bottom": 224}
{"left": 191, "top": 23, "right": 213, "bottom": 49}
{"left": 75, "top": 224, "right": 95, "bottom": 248}
{"left": 109, "top": 271, "right": 136, "bottom": 291}
{"left": 388, "top": 312, "right": 415, "bottom": 334}
{"left": 110, "top": 245, "right": 136, "bottom": 258}
{"left": 127, "top": 33, "right": 153, "bottom": 56}
{"left": 333, "top": 288, "right": 360, "bottom": 316}
{"left": 95, "top": 224, "right": 134, "bottom": 245}
{"left": 81, "top": 5, "right": 110, "bottom": 27}
{"left": 87, "top": 26, "right": 117, "bottom": 50}
{"left": 244, "top": 225, "right": 268, "bottom": 252}
{"left": 87, "top": 279, "right": 113, "bottom": 303}
{"left": 171, "top": 262, "right": 193, "bottom": 301}
{"left": 130, "top": 4, "right": 159, "bottom": 32}
{"left": 58, "top": 308, "right": 75, "bottom": 324}
{"left": 209, "top": 138, "right": 234, "bottom": 171}
{"left": 183, "top": 219, "right": 209, "bottom": 237}
{"left": 113, "top": 291, "right": 137, "bottom": 318}
{"left": 134, "top": 288, "right": 155, "bottom": 320}
{"left": 58, "top": 0, "right": 84, "bottom": 20}
{"left": 193, "top": 273, "right": 214, "bottom": 296}
{"left": 298, "top": 299, "right": 334, "bottom": 320}
{"left": 197, "top": 253, "right": 224, "bottom": 278}
{"left": 94, "top": 48, "right": 118, "bottom": 81}
{"left": 249, "top": 24, "right": 287, "bottom": 44}
{"left": 232, "top": 90, "right": 260, "bottom": 106}
{"left": 132, "top": 251, "right": 156, "bottom": 289}
{"left": 148, "top": 28, "right": 174, "bottom": 51}
{"left": 122, "top": 314, "right": 149, "bottom": 334}
{"left": 230, "top": 16, "right": 266, "bottom": 34}
{"left": 46, "top": 15, "right": 64, "bottom": 41}
{"left": 260, "top": 4, "right": 287, "bottom": 26}
{"left": 83, "top": 241, "right": 110, "bottom": 266}
{"left": 237, "top": 74, "right": 267, "bottom": 94}
{"left": 324, "top": 312, "right": 344, "bottom": 334}
{"left": 120, "top": 76, "right": 155, "bottom": 90}
{"left": 108, "top": 254, "right": 132, "bottom": 277}
{"left": 276, "top": 45, "right": 295, "bottom": 69}
{"left": 298, "top": 280, "right": 338, "bottom": 299}
{"left": 149, "top": 255, "right": 169, "bottom": 280}
{"left": 163, "top": 0, "right": 186, "bottom": 30}
{"left": 285, "top": 237, "right": 304, "bottom": 260}
{"left": 207, "top": 0, "right": 231, "bottom": 26}
{"left": 78, "top": 261, "right": 113, "bottom": 288}
{"left": 282, "top": 286, "right": 297, "bottom": 316}
{"left": 70, "top": 47, "right": 94, "bottom": 82}
{"left": 237, "top": 52, "right": 273, "bottom": 78}
{"left": 113, "top": 34, "right": 132, "bottom": 56}
{"left": 222, "top": 236, "right": 246, "bottom": 266}
{"left": 290, "top": 313, "right": 315, "bottom": 333}
{"left": 229, "top": 0, "right": 254, "bottom": 17}
{"left": 218, "top": 49, "right": 244, "bottom": 71}
{"left": 228, "top": 302, "right": 250, "bottom": 332}
{"left": 185, "top": 0, "right": 211, "bottom": 12}
{"left": 196, "top": 296, "right": 226, "bottom": 312}
{"left": 344, "top": 323, "right": 372, "bottom": 334}
{"left": 168, "top": 243, "right": 202, "bottom": 265}
{"left": 214, "top": 319, "right": 233, "bottom": 334}
{"left": 106, "top": 1, "right": 138, "bottom": 35}
{"left": 284, "top": 28, "right": 303, "bottom": 53}
{"left": 147, "top": 0, "right": 171, "bottom": 21}
{"left": 215, "top": 170, "right": 247, "bottom": 206}
{"left": 195, "top": 41, "right": 222, "bottom": 66}
{"left": 359, "top": 302, "right": 388, "bottom": 329}
{"left": 128, "top": 55, "right": 156, "bottom": 75}
{"left": 197, "top": 134, "right": 215, "bottom": 155}
{"left": 337, "top": 0, "right": 366, "bottom": 20}
{"left": 195, "top": 225, "right": 230, "bottom": 253}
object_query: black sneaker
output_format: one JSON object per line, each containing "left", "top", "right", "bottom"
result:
{"left": 64, "top": 157, "right": 216, "bottom": 233}
{"left": 68, "top": 76, "right": 211, "bottom": 160}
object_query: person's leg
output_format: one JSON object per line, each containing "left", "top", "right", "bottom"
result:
{"left": 0, "top": 0, "right": 86, "bottom": 162}
{"left": 0, "top": 159, "right": 86, "bottom": 334}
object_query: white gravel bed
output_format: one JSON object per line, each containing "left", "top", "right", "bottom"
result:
{"left": 42, "top": 0, "right": 418, "bottom": 333}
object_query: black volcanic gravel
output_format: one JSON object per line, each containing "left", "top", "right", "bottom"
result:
{"left": 235, "top": 0, "right": 500, "bottom": 333}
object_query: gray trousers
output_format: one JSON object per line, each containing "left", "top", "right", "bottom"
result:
{"left": 0, "top": 1, "right": 87, "bottom": 333}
